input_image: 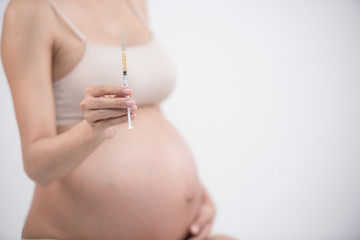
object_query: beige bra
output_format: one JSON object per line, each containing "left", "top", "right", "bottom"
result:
{"left": 48, "top": 0, "right": 177, "bottom": 126}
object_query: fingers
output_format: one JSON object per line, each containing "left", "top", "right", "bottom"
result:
{"left": 85, "top": 84, "right": 132, "bottom": 97}
{"left": 190, "top": 206, "right": 213, "bottom": 236}
{"left": 93, "top": 113, "right": 136, "bottom": 139}
{"left": 81, "top": 95, "right": 136, "bottom": 124}
{"left": 188, "top": 224, "right": 211, "bottom": 240}
{"left": 87, "top": 106, "right": 137, "bottom": 123}
{"left": 100, "top": 112, "right": 136, "bottom": 127}
{"left": 80, "top": 84, "right": 137, "bottom": 140}
{"left": 99, "top": 113, "right": 136, "bottom": 129}
{"left": 84, "top": 96, "right": 136, "bottom": 110}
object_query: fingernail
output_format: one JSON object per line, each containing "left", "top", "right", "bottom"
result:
{"left": 191, "top": 225, "right": 199, "bottom": 234}
{"left": 126, "top": 100, "right": 134, "bottom": 107}
{"left": 123, "top": 88, "right": 132, "bottom": 95}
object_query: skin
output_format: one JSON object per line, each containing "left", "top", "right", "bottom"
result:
{"left": 1, "top": 0, "right": 235, "bottom": 239}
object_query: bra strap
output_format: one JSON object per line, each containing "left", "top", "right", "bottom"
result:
{"left": 48, "top": 0, "right": 87, "bottom": 42}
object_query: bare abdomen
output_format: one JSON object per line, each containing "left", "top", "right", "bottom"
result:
{"left": 22, "top": 107, "right": 202, "bottom": 240}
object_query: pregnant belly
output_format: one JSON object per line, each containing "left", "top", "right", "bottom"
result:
{"left": 23, "top": 107, "right": 202, "bottom": 240}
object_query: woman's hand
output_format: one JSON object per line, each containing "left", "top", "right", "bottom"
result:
{"left": 80, "top": 84, "right": 137, "bottom": 140}
{"left": 188, "top": 186, "right": 216, "bottom": 240}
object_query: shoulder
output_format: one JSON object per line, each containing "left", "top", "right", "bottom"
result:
{"left": 5, "top": 0, "right": 53, "bottom": 20}
{"left": 3, "top": 0, "right": 56, "bottom": 38}
{"left": 2, "top": 0, "right": 56, "bottom": 54}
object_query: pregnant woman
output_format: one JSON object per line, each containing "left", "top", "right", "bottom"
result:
{"left": 1, "top": 0, "right": 234, "bottom": 239}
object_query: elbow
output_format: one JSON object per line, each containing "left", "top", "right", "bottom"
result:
{"left": 23, "top": 158, "right": 54, "bottom": 187}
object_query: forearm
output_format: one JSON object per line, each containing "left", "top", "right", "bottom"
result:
{"left": 23, "top": 120, "right": 103, "bottom": 186}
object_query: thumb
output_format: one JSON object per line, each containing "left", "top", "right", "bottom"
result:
{"left": 190, "top": 212, "right": 208, "bottom": 235}
{"left": 191, "top": 224, "right": 200, "bottom": 235}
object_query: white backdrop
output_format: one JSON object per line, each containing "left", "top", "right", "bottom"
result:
{"left": 1, "top": 0, "right": 360, "bottom": 239}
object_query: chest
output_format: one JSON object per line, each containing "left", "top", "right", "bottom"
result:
{"left": 52, "top": 37, "right": 178, "bottom": 125}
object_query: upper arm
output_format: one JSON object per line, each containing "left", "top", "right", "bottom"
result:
{"left": 1, "top": 0, "right": 57, "bottom": 153}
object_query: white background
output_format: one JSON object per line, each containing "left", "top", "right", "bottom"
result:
{"left": 1, "top": 0, "right": 360, "bottom": 239}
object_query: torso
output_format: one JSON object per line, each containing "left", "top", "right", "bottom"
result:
{"left": 21, "top": 0, "right": 202, "bottom": 239}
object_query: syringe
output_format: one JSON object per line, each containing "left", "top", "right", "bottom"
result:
{"left": 121, "top": 33, "right": 134, "bottom": 129}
